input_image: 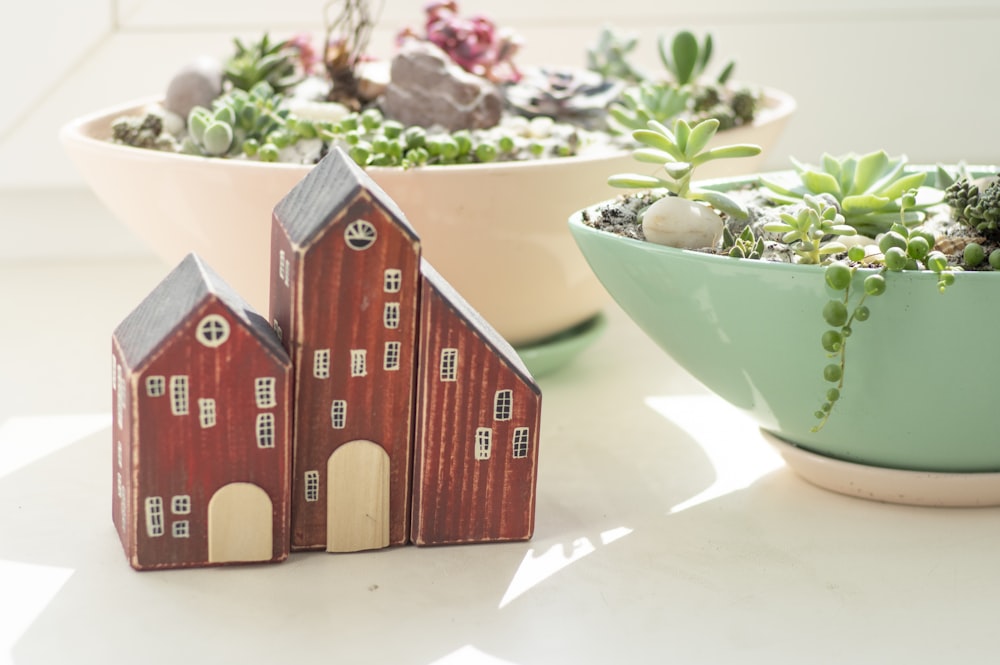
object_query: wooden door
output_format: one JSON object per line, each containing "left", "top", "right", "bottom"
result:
{"left": 326, "top": 440, "right": 390, "bottom": 552}
{"left": 208, "top": 482, "right": 273, "bottom": 563}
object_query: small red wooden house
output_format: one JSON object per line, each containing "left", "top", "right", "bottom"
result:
{"left": 411, "top": 260, "right": 542, "bottom": 545}
{"left": 270, "top": 148, "right": 421, "bottom": 552}
{"left": 111, "top": 253, "right": 292, "bottom": 570}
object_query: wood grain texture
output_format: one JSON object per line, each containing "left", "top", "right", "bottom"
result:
{"left": 411, "top": 261, "right": 541, "bottom": 546}
{"left": 113, "top": 254, "right": 292, "bottom": 570}
{"left": 272, "top": 149, "right": 420, "bottom": 551}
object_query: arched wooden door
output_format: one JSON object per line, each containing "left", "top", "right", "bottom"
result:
{"left": 327, "top": 440, "right": 390, "bottom": 552}
{"left": 208, "top": 482, "right": 273, "bottom": 563}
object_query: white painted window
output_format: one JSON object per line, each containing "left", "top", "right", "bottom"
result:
{"left": 117, "top": 440, "right": 123, "bottom": 468}
{"left": 384, "top": 269, "right": 402, "bottom": 293}
{"left": 440, "top": 348, "right": 458, "bottom": 382}
{"left": 383, "top": 302, "right": 400, "bottom": 329}
{"left": 198, "top": 398, "right": 217, "bottom": 428}
{"left": 513, "top": 427, "right": 530, "bottom": 459}
{"left": 344, "top": 219, "right": 377, "bottom": 250}
{"left": 350, "top": 350, "right": 367, "bottom": 377}
{"left": 331, "top": 400, "right": 347, "bottom": 429}
{"left": 170, "top": 376, "right": 189, "bottom": 415}
{"left": 146, "top": 375, "right": 165, "bottom": 397}
{"left": 144, "top": 497, "right": 164, "bottom": 537}
{"left": 116, "top": 472, "right": 124, "bottom": 499}
{"left": 475, "top": 428, "right": 493, "bottom": 461}
{"left": 117, "top": 473, "right": 126, "bottom": 525}
{"left": 305, "top": 471, "right": 320, "bottom": 502}
{"left": 256, "top": 413, "right": 275, "bottom": 448}
{"left": 313, "top": 349, "right": 330, "bottom": 379}
{"left": 494, "top": 389, "right": 513, "bottom": 421}
{"left": 172, "top": 521, "right": 190, "bottom": 538}
{"left": 384, "top": 342, "right": 401, "bottom": 371}
{"left": 255, "top": 377, "right": 276, "bottom": 408}
{"left": 196, "top": 314, "right": 230, "bottom": 348}
{"left": 284, "top": 258, "right": 291, "bottom": 287}
{"left": 171, "top": 495, "right": 191, "bottom": 514}
{"left": 273, "top": 319, "right": 283, "bottom": 342}
{"left": 279, "top": 249, "right": 286, "bottom": 280}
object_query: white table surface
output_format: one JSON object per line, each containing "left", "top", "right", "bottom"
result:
{"left": 3, "top": 245, "right": 1000, "bottom": 665}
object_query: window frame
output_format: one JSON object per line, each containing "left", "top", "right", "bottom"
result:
{"left": 440, "top": 348, "right": 458, "bottom": 382}
{"left": 256, "top": 412, "right": 276, "bottom": 448}
{"left": 196, "top": 314, "right": 230, "bottom": 348}
{"left": 475, "top": 427, "right": 493, "bottom": 461}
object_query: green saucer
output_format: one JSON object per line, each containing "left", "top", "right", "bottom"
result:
{"left": 515, "top": 312, "right": 608, "bottom": 378}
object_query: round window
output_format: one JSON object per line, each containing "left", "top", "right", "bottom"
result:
{"left": 196, "top": 314, "right": 230, "bottom": 348}
{"left": 344, "top": 220, "right": 377, "bottom": 250}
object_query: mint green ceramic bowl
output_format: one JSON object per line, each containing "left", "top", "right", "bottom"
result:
{"left": 569, "top": 168, "right": 1000, "bottom": 474}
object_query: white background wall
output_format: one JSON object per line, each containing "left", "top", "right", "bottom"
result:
{"left": 1, "top": 0, "right": 999, "bottom": 255}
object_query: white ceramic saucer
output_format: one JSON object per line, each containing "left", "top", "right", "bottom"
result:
{"left": 760, "top": 430, "right": 1000, "bottom": 507}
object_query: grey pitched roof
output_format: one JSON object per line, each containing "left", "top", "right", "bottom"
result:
{"left": 273, "top": 146, "right": 419, "bottom": 249}
{"left": 114, "top": 253, "right": 288, "bottom": 369}
{"left": 420, "top": 259, "right": 539, "bottom": 394}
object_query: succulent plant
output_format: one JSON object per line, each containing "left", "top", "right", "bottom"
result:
{"left": 945, "top": 176, "right": 1000, "bottom": 239}
{"left": 606, "top": 82, "right": 691, "bottom": 134}
{"left": 762, "top": 194, "right": 856, "bottom": 264}
{"left": 586, "top": 26, "right": 645, "bottom": 83}
{"left": 658, "top": 30, "right": 734, "bottom": 87}
{"left": 399, "top": 1, "right": 523, "bottom": 84}
{"left": 760, "top": 150, "right": 936, "bottom": 237}
{"left": 608, "top": 117, "right": 761, "bottom": 220}
{"left": 722, "top": 225, "right": 765, "bottom": 259}
{"left": 504, "top": 66, "right": 624, "bottom": 129}
{"left": 111, "top": 112, "right": 177, "bottom": 151}
{"left": 224, "top": 33, "right": 304, "bottom": 93}
{"left": 184, "top": 82, "right": 293, "bottom": 158}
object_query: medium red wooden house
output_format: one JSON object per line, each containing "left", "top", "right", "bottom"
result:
{"left": 411, "top": 260, "right": 542, "bottom": 545}
{"left": 270, "top": 148, "right": 421, "bottom": 552}
{"left": 111, "top": 253, "right": 292, "bottom": 570}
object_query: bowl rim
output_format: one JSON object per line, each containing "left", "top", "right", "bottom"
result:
{"left": 59, "top": 86, "right": 797, "bottom": 177}
{"left": 568, "top": 162, "right": 1000, "bottom": 281}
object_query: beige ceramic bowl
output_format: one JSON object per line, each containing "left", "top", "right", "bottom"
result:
{"left": 60, "top": 88, "right": 795, "bottom": 348}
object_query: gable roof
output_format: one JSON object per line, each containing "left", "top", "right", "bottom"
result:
{"left": 420, "top": 259, "right": 540, "bottom": 395}
{"left": 273, "top": 147, "right": 419, "bottom": 249}
{"left": 114, "top": 253, "right": 288, "bottom": 369}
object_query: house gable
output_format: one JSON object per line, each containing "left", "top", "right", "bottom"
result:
{"left": 273, "top": 147, "right": 418, "bottom": 252}
{"left": 115, "top": 253, "right": 287, "bottom": 372}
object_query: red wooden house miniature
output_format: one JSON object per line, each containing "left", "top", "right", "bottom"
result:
{"left": 270, "top": 149, "right": 421, "bottom": 552}
{"left": 411, "top": 260, "right": 542, "bottom": 545}
{"left": 111, "top": 253, "right": 292, "bottom": 570}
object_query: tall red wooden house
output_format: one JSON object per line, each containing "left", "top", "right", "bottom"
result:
{"left": 412, "top": 260, "right": 542, "bottom": 545}
{"left": 111, "top": 253, "right": 292, "bottom": 570}
{"left": 270, "top": 149, "right": 422, "bottom": 552}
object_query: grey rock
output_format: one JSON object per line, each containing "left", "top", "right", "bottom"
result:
{"left": 378, "top": 40, "right": 502, "bottom": 131}
{"left": 165, "top": 56, "right": 224, "bottom": 120}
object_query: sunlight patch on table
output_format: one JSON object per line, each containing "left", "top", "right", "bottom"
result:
{"left": 499, "top": 526, "right": 632, "bottom": 609}
{"left": 0, "top": 559, "right": 73, "bottom": 663}
{"left": 0, "top": 414, "right": 110, "bottom": 479}
{"left": 429, "top": 645, "right": 521, "bottom": 665}
{"left": 644, "top": 395, "right": 784, "bottom": 514}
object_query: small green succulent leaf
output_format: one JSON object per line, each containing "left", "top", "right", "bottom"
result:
{"left": 632, "top": 129, "right": 682, "bottom": 159}
{"left": 716, "top": 60, "right": 735, "bottom": 85}
{"left": 800, "top": 170, "right": 841, "bottom": 197}
{"left": 690, "top": 143, "right": 762, "bottom": 166}
{"left": 841, "top": 194, "right": 891, "bottom": 216}
{"left": 674, "top": 119, "right": 692, "bottom": 154}
{"left": 699, "top": 33, "right": 714, "bottom": 74}
{"left": 683, "top": 118, "right": 720, "bottom": 158}
{"left": 607, "top": 174, "right": 665, "bottom": 189}
{"left": 690, "top": 189, "right": 749, "bottom": 220}
{"left": 202, "top": 122, "right": 234, "bottom": 155}
{"left": 852, "top": 150, "right": 891, "bottom": 193}
{"left": 669, "top": 31, "right": 699, "bottom": 84}
{"left": 874, "top": 171, "right": 927, "bottom": 202}
{"left": 663, "top": 162, "right": 693, "bottom": 179}
{"left": 631, "top": 148, "right": 679, "bottom": 165}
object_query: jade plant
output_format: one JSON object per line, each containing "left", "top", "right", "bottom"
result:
{"left": 607, "top": 117, "right": 761, "bottom": 247}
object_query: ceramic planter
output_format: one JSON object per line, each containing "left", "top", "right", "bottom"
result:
{"left": 569, "top": 166, "right": 1000, "bottom": 505}
{"left": 60, "top": 88, "right": 794, "bottom": 364}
